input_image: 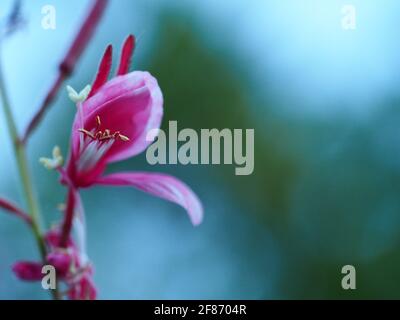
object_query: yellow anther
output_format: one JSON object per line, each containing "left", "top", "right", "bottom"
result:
{"left": 79, "top": 128, "right": 95, "bottom": 139}
{"left": 78, "top": 115, "right": 130, "bottom": 143}
{"left": 119, "top": 134, "right": 130, "bottom": 142}
{"left": 99, "top": 135, "right": 113, "bottom": 141}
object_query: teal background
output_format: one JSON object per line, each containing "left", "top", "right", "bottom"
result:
{"left": 1, "top": 0, "right": 400, "bottom": 299}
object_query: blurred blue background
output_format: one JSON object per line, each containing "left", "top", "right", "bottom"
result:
{"left": 1, "top": 0, "right": 400, "bottom": 299}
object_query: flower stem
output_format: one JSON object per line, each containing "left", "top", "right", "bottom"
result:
{"left": 0, "top": 50, "right": 61, "bottom": 300}
{"left": 14, "top": 144, "right": 46, "bottom": 257}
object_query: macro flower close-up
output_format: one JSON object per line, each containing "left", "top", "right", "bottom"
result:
{"left": 0, "top": 0, "right": 203, "bottom": 300}
{"left": 2, "top": 0, "right": 400, "bottom": 305}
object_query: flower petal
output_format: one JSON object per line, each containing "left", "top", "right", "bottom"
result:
{"left": 80, "top": 71, "right": 156, "bottom": 117}
{"left": 116, "top": 35, "right": 135, "bottom": 76}
{"left": 88, "top": 45, "right": 113, "bottom": 98}
{"left": 95, "top": 172, "right": 203, "bottom": 226}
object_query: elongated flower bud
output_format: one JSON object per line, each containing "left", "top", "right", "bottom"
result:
{"left": 12, "top": 261, "right": 43, "bottom": 281}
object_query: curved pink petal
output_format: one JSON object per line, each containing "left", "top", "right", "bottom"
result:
{"left": 82, "top": 71, "right": 158, "bottom": 118}
{"left": 95, "top": 172, "right": 203, "bottom": 226}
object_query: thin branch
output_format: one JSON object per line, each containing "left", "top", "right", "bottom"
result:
{"left": 0, "top": 47, "right": 45, "bottom": 257}
{"left": 22, "top": 0, "right": 108, "bottom": 143}
{"left": 0, "top": 196, "right": 32, "bottom": 225}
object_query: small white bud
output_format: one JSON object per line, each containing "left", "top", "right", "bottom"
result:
{"left": 66, "top": 85, "right": 79, "bottom": 102}
{"left": 66, "top": 85, "right": 91, "bottom": 103}
{"left": 39, "top": 146, "right": 63, "bottom": 170}
{"left": 79, "top": 85, "right": 92, "bottom": 101}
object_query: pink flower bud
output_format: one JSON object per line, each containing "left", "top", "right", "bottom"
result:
{"left": 12, "top": 261, "right": 43, "bottom": 281}
{"left": 46, "top": 251, "right": 72, "bottom": 278}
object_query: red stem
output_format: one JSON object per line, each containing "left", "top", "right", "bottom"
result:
{"left": 59, "top": 188, "right": 75, "bottom": 248}
{"left": 22, "top": 0, "right": 108, "bottom": 143}
{"left": 22, "top": 73, "right": 65, "bottom": 144}
{"left": 0, "top": 196, "right": 32, "bottom": 225}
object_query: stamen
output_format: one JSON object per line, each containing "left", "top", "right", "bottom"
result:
{"left": 78, "top": 129, "right": 95, "bottom": 139}
{"left": 94, "top": 131, "right": 103, "bottom": 139}
{"left": 99, "top": 135, "right": 113, "bottom": 141}
{"left": 119, "top": 134, "right": 130, "bottom": 142}
{"left": 78, "top": 115, "right": 130, "bottom": 143}
{"left": 75, "top": 115, "right": 131, "bottom": 173}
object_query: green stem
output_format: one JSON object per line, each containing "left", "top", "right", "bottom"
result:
{"left": 14, "top": 144, "right": 46, "bottom": 257}
{"left": 0, "top": 49, "right": 60, "bottom": 300}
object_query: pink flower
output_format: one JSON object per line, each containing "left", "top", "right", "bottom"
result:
{"left": 13, "top": 229, "right": 97, "bottom": 300}
{"left": 12, "top": 230, "right": 74, "bottom": 282}
{"left": 62, "top": 35, "right": 203, "bottom": 226}
{"left": 46, "top": 251, "right": 72, "bottom": 278}
{"left": 14, "top": 35, "right": 204, "bottom": 300}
